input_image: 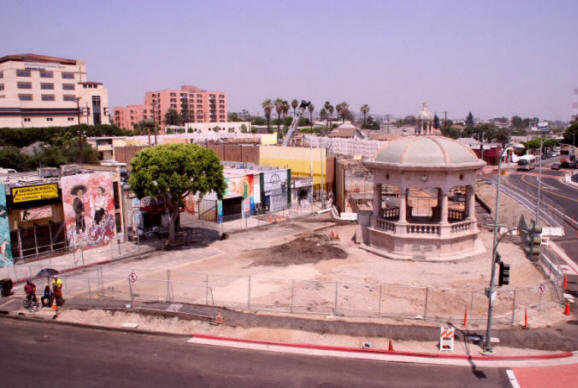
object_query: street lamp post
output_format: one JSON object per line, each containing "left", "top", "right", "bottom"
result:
{"left": 484, "top": 145, "right": 510, "bottom": 352}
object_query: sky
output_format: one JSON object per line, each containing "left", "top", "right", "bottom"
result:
{"left": 2, "top": 0, "right": 577, "bottom": 121}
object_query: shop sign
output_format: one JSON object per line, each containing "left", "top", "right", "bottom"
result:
{"left": 11, "top": 184, "right": 59, "bottom": 204}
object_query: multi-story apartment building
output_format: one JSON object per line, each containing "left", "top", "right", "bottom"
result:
{"left": 0, "top": 54, "right": 110, "bottom": 128}
{"left": 113, "top": 85, "right": 227, "bottom": 132}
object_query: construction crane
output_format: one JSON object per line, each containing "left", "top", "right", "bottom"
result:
{"left": 282, "top": 100, "right": 311, "bottom": 146}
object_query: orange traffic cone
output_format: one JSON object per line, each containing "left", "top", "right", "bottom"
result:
{"left": 463, "top": 308, "right": 468, "bottom": 326}
{"left": 268, "top": 216, "right": 273, "bottom": 223}
{"left": 564, "top": 302, "right": 571, "bottom": 316}
{"left": 51, "top": 300, "right": 58, "bottom": 312}
{"left": 215, "top": 312, "right": 223, "bottom": 325}
{"left": 388, "top": 339, "right": 394, "bottom": 351}
{"left": 330, "top": 231, "right": 335, "bottom": 239}
{"left": 524, "top": 308, "right": 528, "bottom": 329}
{"left": 563, "top": 275, "right": 568, "bottom": 290}
{"left": 335, "top": 233, "right": 340, "bottom": 240}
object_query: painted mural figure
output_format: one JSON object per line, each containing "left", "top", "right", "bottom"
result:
{"left": 92, "top": 186, "right": 107, "bottom": 225}
{"left": 71, "top": 185, "right": 87, "bottom": 234}
{"left": 0, "top": 185, "right": 13, "bottom": 267}
{"left": 62, "top": 173, "right": 116, "bottom": 249}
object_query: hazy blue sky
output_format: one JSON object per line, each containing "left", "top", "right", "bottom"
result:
{"left": 2, "top": 0, "right": 576, "bottom": 120}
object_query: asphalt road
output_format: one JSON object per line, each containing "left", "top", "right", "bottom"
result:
{"left": 0, "top": 317, "right": 510, "bottom": 388}
{"left": 502, "top": 165, "right": 578, "bottom": 263}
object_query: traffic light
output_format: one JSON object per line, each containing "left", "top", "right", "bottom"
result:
{"left": 524, "top": 222, "right": 542, "bottom": 260}
{"left": 498, "top": 262, "right": 510, "bottom": 286}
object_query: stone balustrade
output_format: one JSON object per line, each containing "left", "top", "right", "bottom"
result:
{"left": 450, "top": 219, "right": 473, "bottom": 233}
{"left": 406, "top": 223, "right": 441, "bottom": 235}
{"left": 375, "top": 218, "right": 396, "bottom": 232}
{"left": 381, "top": 207, "right": 400, "bottom": 220}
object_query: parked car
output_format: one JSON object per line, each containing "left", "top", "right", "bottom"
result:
{"left": 551, "top": 162, "right": 561, "bottom": 170}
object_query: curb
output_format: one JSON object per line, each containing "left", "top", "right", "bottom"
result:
{"left": 190, "top": 333, "right": 574, "bottom": 362}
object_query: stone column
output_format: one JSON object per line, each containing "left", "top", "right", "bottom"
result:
{"left": 440, "top": 189, "right": 448, "bottom": 223}
{"left": 466, "top": 184, "right": 476, "bottom": 219}
{"left": 399, "top": 186, "right": 407, "bottom": 223}
{"left": 373, "top": 183, "right": 382, "bottom": 218}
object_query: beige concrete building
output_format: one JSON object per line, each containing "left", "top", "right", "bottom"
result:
{"left": 0, "top": 54, "right": 110, "bottom": 128}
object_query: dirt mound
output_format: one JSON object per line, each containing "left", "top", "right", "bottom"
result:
{"left": 247, "top": 233, "right": 347, "bottom": 267}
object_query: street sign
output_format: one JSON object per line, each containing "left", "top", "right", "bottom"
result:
{"left": 128, "top": 272, "right": 138, "bottom": 283}
{"left": 538, "top": 283, "right": 546, "bottom": 295}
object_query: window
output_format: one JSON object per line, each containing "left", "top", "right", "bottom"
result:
{"left": 62, "top": 72, "right": 74, "bottom": 79}
{"left": 67, "top": 117, "right": 75, "bottom": 121}
{"left": 40, "top": 71, "right": 53, "bottom": 78}
{"left": 63, "top": 94, "right": 75, "bottom": 101}
{"left": 42, "top": 94, "right": 55, "bottom": 101}
{"left": 23, "top": 118, "right": 31, "bottom": 122}
{"left": 0, "top": 71, "right": 3, "bottom": 78}
{"left": 17, "top": 82, "right": 32, "bottom": 89}
{"left": 0, "top": 84, "right": 3, "bottom": 91}
{"left": 170, "top": 104, "right": 177, "bottom": 108}
{"left": 170, "top": 92, "right": 176, "bottom": 97}
{"left": 46, "top": 117, "right": 53, "bottom": 122}
{"left": 17, "top": 70, "right": 31, "bottom": 77}
{"left": 41, "top": 83, "right": 54, "bottom": 90}
{"left": 62, "top": 83, "right": 75, "bottom": 90}
{"left": 18, "top": 94, "right": 33, "bottom": 101}
{"left": 170, "top": 98, "right": 176, "bottom": 103}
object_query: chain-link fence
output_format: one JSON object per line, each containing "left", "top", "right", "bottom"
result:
{"left": 67, "top": 269, "right": 562, "bottom": 326}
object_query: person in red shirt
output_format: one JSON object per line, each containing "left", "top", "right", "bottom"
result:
{"left": 24, "top": 280, "right": 37, "bottom": 307}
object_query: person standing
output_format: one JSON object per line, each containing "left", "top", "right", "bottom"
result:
{"left": 24, "top": 279, "right": 37, "bottom": 307}
{"left": 52, "top": 276, "right": 64, "bottom": 307}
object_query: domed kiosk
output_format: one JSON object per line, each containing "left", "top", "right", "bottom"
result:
{"left": 359, "top": 136, "right": 486, "bottom": 260}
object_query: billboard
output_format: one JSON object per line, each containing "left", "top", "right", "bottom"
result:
{"left": 61, "top": 173, "right": 116, "bottom": 248}
{"left": 0, "top": 184, "right": 13, "bottom": 267}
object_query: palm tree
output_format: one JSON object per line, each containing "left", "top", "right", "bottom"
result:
{"left": 282, "top": 100, "right": 290, "bottom": 119}
{"left": 324, "top": 101, "right": 333, "bottom": 129}
{"left": 360, "top": 104, "right": 370, "bottom": 127}
{"left": 274, "top": 98, "right": 284, "bottom": 133}
{"left": 262, "top": 99, "right": 273, "bottom": 131}
{"left": 307, "top": 104, "right": 315, "bottom": 130}
{"left": 337, "top": 101, "right": 349, "bottom": 123}
{"left": 291, "top": 99, "right": 299, "bottom": 117}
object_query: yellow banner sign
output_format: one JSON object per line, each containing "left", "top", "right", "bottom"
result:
{"left": 11, "top": 184, "right": 59, "bottom": 203}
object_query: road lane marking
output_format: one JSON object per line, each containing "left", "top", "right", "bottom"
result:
{"left": 506, "top": 369, "right": 520, "bottom": 388}
{"left": 521, "top": 175, "right": 578, "bottom": 203}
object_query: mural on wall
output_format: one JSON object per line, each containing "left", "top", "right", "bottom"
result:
{"left": 0, "top": 184, "right": 13, "bottom": 267}
{"left": 224, "top": 174, "right": 254, "bottom": 216}
{"left": 61, "top": 173, "right": 116, "bottom": 248}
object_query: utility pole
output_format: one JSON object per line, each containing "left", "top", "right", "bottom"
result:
{"left": 75, "top": 97, "right": 83, "bottom": 156}
{"left": 535, "top": 138, "right": 543, "bottom": 225}
{"left": 484, "top": 146, "right": 510, "bottom": 352}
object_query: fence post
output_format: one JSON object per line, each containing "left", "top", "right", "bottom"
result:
{"left": 511, "top": 289, "right": 517, "bottom": 325}
{"left": 128, "top": 278, "right": 134, "bottom": 308}
{"left": 166, "top": 269, "right": 171, "bottom": 303}
{"left": 110, "top": 240, "right": 114, "bottom": 260}
{"left": 247, "top": 276, "right": 252, "bottom": 311}
{"left": 205, "top": 274, "right": 209, "bottom": 305}
{"left": 87, "top": 277, "right": 92, "bottom": 302}
{"left": 334, "top": 281, "right": 339, "bottom": 315}
{"left": 117, "top": 239, "right": 121, "bottom": 255}
{"left": 290, "top": 280, "right": 295, "bottom": 313}
{"left": 81, "top": 247, "right": 85, "bottom": 267}
{"left": 423, "top": 287, "right": 429, "bottom": 320}
{"left": 378, "top": 284, "right": 382, "bottom": 317}
{"left": 538, "top": 288, "right": 542, "bottom": 311}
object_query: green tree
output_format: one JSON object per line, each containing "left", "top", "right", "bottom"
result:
{"left": 129, "top": 144, "right": 226, "bottom": 243}
{"left": 433, "top": 114, "right": 440, "bottom": 129}
{"left": 282, "top": 100, "right": 290, "bottom": 119}
{"left": 511, "top": 115, "right": 522, "bottom": 129}
{"left": 563, "top": 121, "right": 578, "bottom": 146}
{"left": 262, "top": 99, "right": 273, "bottom": 131}
{"left": 0, "top": 147, "right": 32, "bottom": 171}
{"left": 336, "top": 101, "right": 350, "bottom": 123}
{"left": 319, "top": 108, "right": 327, "bottom": 122}
{"left": 291, "top": 99, "right": 299, "bottom": 117}
{"left": 274, "top": 98, "right": 284, "bottom": 134}
{"left": 466, "top": 112, "right": 474, "bottom": 129}
{"left": 164, "top": 109, "right": 180, "bottom": 126}
{"left": 307, "top": 104, "right": 315, "bottom": 130}
{"left": 360, "top": 104, "right": 370, "bottom": 127}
